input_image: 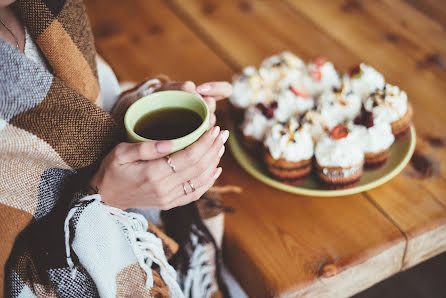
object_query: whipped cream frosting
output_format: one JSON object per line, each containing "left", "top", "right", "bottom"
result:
{"left": 261, "top": 51, "right": 306, "bottom": 71}
{"left": 307, "top": 61, "right": 341, "bottom": 96}
{"left": 364, "top": 84, "right": 408, "bottom": 124}
{"left": 230, "top": 67, "right": 270, "bottom": 109}
{"left": 264, "top": 119, "right": 314, "bottom": 162}
{"left": 240, "top": 107, "right": 275, "bottom": 141}
{"left": 316, "top": 80, "right": 361, "bottom": 129}
{"left": 315, "top": 132, "right": 364, "bottom": 167}
{"left": 273, "top": 87, "right": 315, "bottom": 122}
{"left": 302, "top": 111, "right": 329, "bottom": 142}
{"left": 230, "top": 53, "right": 307, "bottom": 109}
{"left": 348, "top": 122, "right": 395, "bottom": 153}
{"left": 259, "top": 52, "right": 306, "bottom": 87}
{"left": 349, "top": 64, "right": 385, "bottom": 99}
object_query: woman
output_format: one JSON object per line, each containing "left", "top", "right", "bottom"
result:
{"left": 0, "top": 0, "right": 235, "bottom": 296}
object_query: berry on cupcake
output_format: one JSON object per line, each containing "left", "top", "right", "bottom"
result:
{"left": 273, "top": 84, "right": 315, "bottom": 122}
{"left": 364, "top": 84, "right": 412, "bottom": 139}
{"left": 264, "top": 118, "right": 314, "bottom": 185}
{"left": 307, "top": 57, "right": 341, "bottom": 96}
{"left": 315, "top": 124, "right": 364, "bottom": 189}
{"left": 351, "top": 106, "right": 395, "bottom": 168}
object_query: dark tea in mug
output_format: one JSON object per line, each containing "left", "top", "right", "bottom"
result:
{"left": 134, "top": 107, "right": 203, "bottom": 140}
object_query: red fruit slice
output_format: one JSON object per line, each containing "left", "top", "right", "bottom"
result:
{"left": 330, "top": 124, "right": 349, "bottom": 140}
{"left": 289, "top": 85, "right": 311, "bottom": 99}
{"left": 310, "top": 69, "right": 322, "bottom": 81}
{"left": 313, "top": 57, "right": 327, "bottom": 67}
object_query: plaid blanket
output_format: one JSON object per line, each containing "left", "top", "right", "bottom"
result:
{"left": 1, "top": 0, "right": 227, "bottom": 297}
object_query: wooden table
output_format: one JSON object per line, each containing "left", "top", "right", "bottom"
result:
{"left": 85, "top": 0, "right": 446, "bottom": 296}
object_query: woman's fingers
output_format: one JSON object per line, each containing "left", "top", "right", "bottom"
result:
{"left": 160, "top": 133, "right": 225, "bottom": 195}
{"left": 203, "top": 97, "right": 216, "bottom": 126}
{"left": 157, "top": 81, "right": 197, "bottom": 93}
{"left": 170, "top": 127, "right": 228, "bottom": 172}
{"left": 163, "top": 159, "right": 221, "bottom": 200}
{"left": 112, "top": 141, "right": 173, "bottom": 164}
{"left": 135, "top": 125, "right": 227, "bottom": 196}
{"left": 209, "top": 114, "right": 216, "bottom": 127}
{"left": 196, "top": 82, "right": 232, "bottom": 100}
{"left": 161, "top": 167, "right": 222, "bottom": 210}
{"left": 204, "top": 96, "right": 216, "bottom": 114}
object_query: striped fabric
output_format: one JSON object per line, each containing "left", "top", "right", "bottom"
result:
{"left": 1, "top": 0, "right": 227, "bottom": 297}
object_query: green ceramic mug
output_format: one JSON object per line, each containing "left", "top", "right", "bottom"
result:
{"left": 124, "top": 90, "right": 210, "bottom": 153}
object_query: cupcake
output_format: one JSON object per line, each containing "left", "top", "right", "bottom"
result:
{"left": 260, "top": 51, "right": 307, "bottom": 86}
{"left": 316, "top": 78, "right": 362, "bottom": 129}
{"left": 351, "top": 107, "right": 395, "bottom": 168}
{"left": 240, "top": 105, "right": 276, "bottom": 154}
{"left": 364, "top": 84, "right": 412, "bottom": 139}
{"left": 273, "top": 84, "right": 315, "bottom": 122}
{"left": 348, "top": 63, "right": 385, "bottom": 99}
{"left": 264, "top": 118, "right": 314, "bottom": 185}
{"left": 306, "top": 57, "right": 341, "bottom": 96}
{"left": 302, "top": 110, "right": 330, "bottom": 143}
{"left": 315, "top": 125, "right": 364, "bottom": 189}
{"left": 230, "top": 66, "right": 272, "bottom": 123}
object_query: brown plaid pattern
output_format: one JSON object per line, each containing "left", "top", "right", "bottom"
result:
{"left": 0, "top": 0, "right": 176, "bottom": 296}
{"left": 1, "top": 1, "right": 228, "bottom": 296}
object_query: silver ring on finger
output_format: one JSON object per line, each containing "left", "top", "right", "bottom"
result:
{"left": 183, "top": 182, "right": 188, "bottom": 195}
{"left": 166, "top": 155, "right": 176, "bottom": 173}
{"left": 187, "top": 180, "right": 195, "bottom": 192}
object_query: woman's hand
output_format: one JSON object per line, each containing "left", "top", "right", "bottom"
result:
{"left": 112, "top": 80, "right": 232, "bottom": 126}
{"left": 157, "top": 81, "right": 232, "bottom": 127}
{"left": 89, "top": 126, "right": 229, "bottom": 210}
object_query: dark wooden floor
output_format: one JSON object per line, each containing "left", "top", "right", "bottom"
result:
{"left": 356, "top": 252, "right": 446, "bottom": 297}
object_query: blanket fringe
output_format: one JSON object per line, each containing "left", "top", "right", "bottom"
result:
{"left": 64, "top": 195, "right": 184, "bottom": 297}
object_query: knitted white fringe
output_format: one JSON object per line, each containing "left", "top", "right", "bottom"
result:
{"left": 64, "top": 195, "right": 184, "bottom": 297}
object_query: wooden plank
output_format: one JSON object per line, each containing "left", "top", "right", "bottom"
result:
{"left": 405, "top": 0, "right": 446, "bottom": 29}
{"left": 165, "top": 0, "right": 360, "bottom": 71}
{"left": 167, "top": 0, "right": 446, "bottom": 295}
{"left": 84, "top": 0, "right": 445, "bottom": 296}
{"left": 167, "top": 1, "right": 408, "bottom": 296}
{"left": 220, "top": 152, "right": 405, "bottom": 297}
{"left": 367, "top": 0, "right": 446, "bottom": 61}
{"left": 284, "top": 0, "right": 446, "bottom": 275}
{"left": 85, "top": 0, "right": 232, "bottom": 83}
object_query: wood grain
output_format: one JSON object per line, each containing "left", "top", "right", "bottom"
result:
{"left": 85, "top": 0, "right": 446, "bottom": 296}
{"left": 219, "top": 153, "right": 404, "bottom": 297}
{"left": 281, "top": 0, "right": 446, "bottom": 267}
{"left": 167, "top": 0, "right": 446, "bottom": 296}
{"left": 166, "top": 0, "right": 360, "bottom": 70}
{"left": 85, "top": 0, "right": 232, "bottom": 83}
{"left": 405, "top": 0, "right": 446, "bottom": 29}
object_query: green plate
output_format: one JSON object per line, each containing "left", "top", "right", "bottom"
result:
{"left": 228, "top": 124, "right": 416, "bottom": 197}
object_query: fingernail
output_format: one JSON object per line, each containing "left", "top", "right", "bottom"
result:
{"left": 212, "top": 126, "right": 220, "bottom": 138}
{"left": 213, "top": 167, "right": 222, "bottom": 179}
{"left": 218, "top": 146, "right": 225, "bottom": 157}
{"left": 197, "top": 84, "right": 211, "bottom": 93}
{"left": 220, "top": 130, "right": 229, "bottom": 143}
{"left": 156, "top": 141, "right": 173, "bottom": 153}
